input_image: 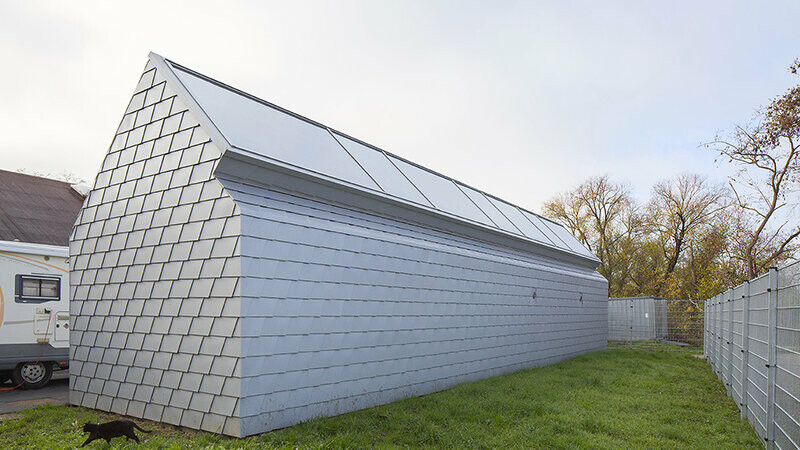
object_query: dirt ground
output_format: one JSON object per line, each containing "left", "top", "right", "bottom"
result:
{"left": 0, "top": 370, "right": 68, "bottom": 414}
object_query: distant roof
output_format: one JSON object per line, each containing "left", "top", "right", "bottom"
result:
{"left": 152, "top": 53, "right": 598, "bottom": 263}
{"left": 0, "top": 169, "right": 85, "bottom": 246}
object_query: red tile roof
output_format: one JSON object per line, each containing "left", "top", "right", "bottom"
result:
{"left": 0, "top": 169, "right": 86, "bottom": 246}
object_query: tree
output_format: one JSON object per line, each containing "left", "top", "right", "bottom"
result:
{"left": 645, "top": 174, "right": 725, "bottom": 295}
{"left": 707, "top": 62, "right": 800, "bottom": 278}
{"left": 542, "top": 176, "right": 639, "bottom": 296}
{"left": 543, "top": 174, "right": 733, "bottom": 300}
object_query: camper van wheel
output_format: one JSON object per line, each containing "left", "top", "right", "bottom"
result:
{"left": 12, "top": 362, "right": 52, "bottom": 389}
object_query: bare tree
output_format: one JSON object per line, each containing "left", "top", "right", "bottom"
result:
{"left": 542, "top": 190, "right": 591, "bottom": 250}
{"left": 544, "top": 174, "right": 747, "bottom": 300}
{"left": 708, "top": 62, "right": 800, "bottom": 278}
{"left": 645, "top": 174, "right": 726, "bottom": 294}
{"left": 542, "top": 176, "right": 638, "bottom": 296}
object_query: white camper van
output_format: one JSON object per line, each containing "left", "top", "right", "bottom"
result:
{"left": 0, "top": 169, "right": 85, "bottom": 389}
{"left": 0, "top": 240, "right": 70, "bottom": 388}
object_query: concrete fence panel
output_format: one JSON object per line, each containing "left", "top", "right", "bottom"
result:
{"left": 704, "top": 262, "right": 800, "bottom": 449}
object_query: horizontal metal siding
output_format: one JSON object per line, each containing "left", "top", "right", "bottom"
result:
{"left": 220, "top": 178, "right": 608, "bottom": 436}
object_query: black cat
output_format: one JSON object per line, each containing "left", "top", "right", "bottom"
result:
{"left": 81, "top": 420, "right": 151, "bottom": 446}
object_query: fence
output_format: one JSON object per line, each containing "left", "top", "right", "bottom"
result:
{"left": 705, "top": 262, "right": 800, "bottom": 449}
{"left": 608, "top": 297, "right": 704, "bottom": 346}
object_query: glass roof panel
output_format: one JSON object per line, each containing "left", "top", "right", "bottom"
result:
{"left": 457, "top": 184, "right": 521, "bottom": 235}
{"left": 389, "top": 157, "right": 494, "bottom": 226}
{"left": 539, "top": 219, "right": 596, "bottom": 258}
{"left": 173, "top": 67, "right": 379, "bottom": 191}
{"left": 519, "top": 210, "right": 568, "bottom": 251}
{"left": 169, "top": 59, "right": 598, "bottom": 261}
{"left": 486, "top": 197, "right": 552, "bottom": 244}
{"left": 332, "top": 133, "right": 432, "bottom": 207}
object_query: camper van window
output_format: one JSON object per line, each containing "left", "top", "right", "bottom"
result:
{"left": 15, "top": 275, "right": 61, "bottom": 303}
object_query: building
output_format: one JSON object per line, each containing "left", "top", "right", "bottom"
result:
{"left": 0, "top": 169, "right": 85, "bottom": 247}
{"left": 0, "top": 170, "right": 85, "bottom": 387}
{"left": 68, "top": 53, "right": 609, "bottom": 437}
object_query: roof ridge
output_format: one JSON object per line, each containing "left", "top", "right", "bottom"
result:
{"left": 148, "top": 52, "right": 234, "bottom": 155}
{"left": 0, "top": 168, "right": 75, "bottom": 186}
{"left": 0, "top": 168, "right": 85, "bottom": 246}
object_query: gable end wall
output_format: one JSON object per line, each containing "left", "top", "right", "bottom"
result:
{"left": 68, "top": 59, "right": 243, "bottom": 436}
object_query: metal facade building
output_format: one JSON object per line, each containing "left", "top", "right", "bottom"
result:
{"left": 69, "top": 53, "right": 609, "bottom": 437}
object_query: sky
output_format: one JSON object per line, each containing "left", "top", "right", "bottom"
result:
{"left": 1, "top": 1, "right": 799, "bottom": 211}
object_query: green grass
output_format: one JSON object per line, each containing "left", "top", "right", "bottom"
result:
{"left": 0, "top": 342, "right": 760, "bottom": 449}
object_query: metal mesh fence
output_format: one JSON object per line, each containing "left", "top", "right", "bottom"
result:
{"left": 608, "top": 297, "right": 704, "bottom": 347}
{"left": 705, "top": 262, "right": 800, "bottom": 450}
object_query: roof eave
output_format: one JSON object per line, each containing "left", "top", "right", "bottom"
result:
{"left": 0, "top": 240, "right": 69, "bottom": 257}
{"left": 215, "top": 148, "right": 602, "bottom": 269}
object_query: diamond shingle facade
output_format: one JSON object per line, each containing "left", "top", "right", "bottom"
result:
{"left": 69, "top": 59, "right": 242, "bottom": 436}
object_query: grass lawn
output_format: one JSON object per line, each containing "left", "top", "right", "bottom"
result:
{"left": 0, "top": 342, "right": 760, "bottom": 449}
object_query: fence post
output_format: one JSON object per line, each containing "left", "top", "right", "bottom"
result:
{"left": 711, "top": 296, "right": 717, "bottom": 371}
{"left": 717, "top": 292, "right": 725, "bottom": 383}
{"left": 708, "top": 297, "right": 717, "bottom": 368}
{"left": 766, "top": 267, "right": 778, "bottom": 449}
{"left": 703, "top": 298, "right": 708, "bottom": 358}
{"left": 629, "top": 298, "right": 633, "bottom": 349}
{"left": 709, "top": 297, "right": 714, "bottom": 366}
{"left": 710, "top": 296, "right": 716, "bottom": 371}
{"left": 715, "top": 295, "right": 720, "bottom": 370}
{"left": 725, "top": 290, "right": 731, "bottom": 387}
{"left": 740, "top": 281, "right": 750, "bottom": 421}
{"left": 722, "top": 289, "right": 733, "bottom": 397}
{"left": 715, "top": 295, "right": 721, "bottom": 371}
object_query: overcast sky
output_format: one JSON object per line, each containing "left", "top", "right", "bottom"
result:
{"left": 1, "top": 1, "right": 799, "bottom": 211}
